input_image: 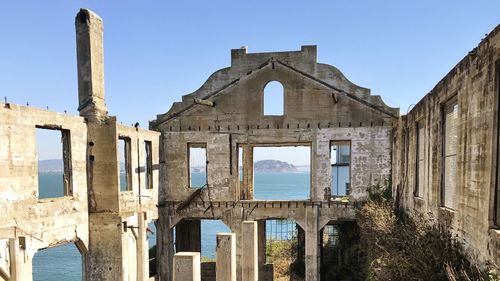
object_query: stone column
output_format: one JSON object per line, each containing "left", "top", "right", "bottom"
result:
{"left": 305, "top": 206, "right": 320, "bottom": 281}
{"left": 241, "top": 221, "right": 258, "bottom": 281}
{"left": 158, "top": 208, "right": 174, "bottom": 281}
{"left": 137, "top": 212, "right": 149, "bottom": 281}
{"left": 173, "top": 252, "right": 200, "bottom": 281}
{"left": 257, "top": 220, "right": 266, "bottom": 269}
{"left": 311, "top": 137, "right": 330, "bottom": 201}
{"left": 216, "top": 233, "right": 236, "bottom": 281}
{"left": 75, "top": 8, "right": 108, "bottom": 119}
{"left": 8, "top": 237, "right": 33, "bottom": 281}
{"left": 242, "top": 145, "right": 254, "bottom": 200}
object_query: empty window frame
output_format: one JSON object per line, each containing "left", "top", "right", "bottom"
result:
{"left": 36, "top": 127, "right": 72, "bottom": 199}
{"left": 331, "top": 142, "right": 351, "bottom": 196}
{"left": 253, "top": 145, "right": 311, "bottom": 200}
{"left": 188, "top": 144, "right": 207, "bottom": 188}
{"left": 263, "top": 81, "right": 284, "bottom": 116}
{"left": 442, "top": 97, "right": 458, "bottom": 209}
{"left": 415, "top": 120, "right": 425, "bottom": 197}
{"left": 119, "top": 137, "right": 132, "bottom": 191}
{"left": 144, "top": 140, "right": 153, "bottom": 189}
{"left": 238, "top": 145, "right": 243, "bottom": 182}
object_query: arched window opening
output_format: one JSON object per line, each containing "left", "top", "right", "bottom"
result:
{"left": 263, "top": 81, "right": 284, "bottom": 116}
{"left": 33, "top": 243, "right": 83, "bottom": 280}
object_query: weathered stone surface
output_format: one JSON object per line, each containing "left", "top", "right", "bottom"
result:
{"left": 173, "top": 252, "right": 201, "bottom": 281}
{"left": 392, "top": 24, "right": 500, "bottom": 266}
{"left": 216, "top": 233, "right": 237, "bottom": 281}
{"left": 153, "top": 44, "right": 398, "bottom": 281}
{"left": 241, "top": 221, "right": 258, "bottom": 281}
{"left": 0, "top": 8, "right": 160, "bottom": 281}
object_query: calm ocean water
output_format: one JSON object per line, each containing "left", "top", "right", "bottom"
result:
{"left": 34, "top": 171, "right": 309, "bottom": 280}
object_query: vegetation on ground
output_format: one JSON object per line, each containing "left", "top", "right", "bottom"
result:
{"left": 358, "top": 181, "right": 499, "bottom": 281}
{"left": 266, "top": 239, "right": 304, "bottom": 281}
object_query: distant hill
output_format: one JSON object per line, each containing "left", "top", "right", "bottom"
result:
{"left": 254, "top": 160, "right": 298, "bottom": 173}
{"left": 38, "top": 159, "right": 63, "bottom": 173}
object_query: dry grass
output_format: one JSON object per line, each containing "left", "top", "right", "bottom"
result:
{"left": 358, "top": 184, "right": 499, "bottom": 281}
{"left": 266, "top": 239, "right": 303, "bottom": 281}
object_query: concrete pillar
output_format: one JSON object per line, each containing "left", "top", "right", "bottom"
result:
{"left": 173, "top": 252, "right": 200, "bottom": 281}
{"left": 8, "top": 237, "right": 33, "bottom": 281}
{"left": 311, "top": 138, "right": 330, "bottom": 201}
{"left": 257, "top": 220, "right": 266, "bottom": 267}
{"left": 86, "top": 214, "right": 123, "bottom": 281}
{"left": 216, "top": 233, "right": 236, "bottom": 281}
{"left": 175, "top": 220, "right": 201, "bottom": 252}
{"left": 241, "top": 221, "right": 258, "bottom": 281}
{"left": 222, "top": 218, "right": 242, "bottom": 281}
{"left": 241, "top": 145, "right": 254, "bottom": 200}
{"left": 158, "top": 208, "right": 174, "bottom": 281}
{"left": 75, "top": 8, "right": 107, "bottom": 119}
{"left": 137, "top": 212, "right": 149, "bottom": 281}
{"left": 305, "top": 206, "right": 320, "bottom": 281}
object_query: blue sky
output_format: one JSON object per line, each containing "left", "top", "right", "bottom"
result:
{"left": 3, "top": 1, "right": 498, "bottom": 161}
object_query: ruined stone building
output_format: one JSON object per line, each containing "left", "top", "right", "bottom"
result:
{"left": 150, "top": 42, "right": 398, "bottom": 281}
{"left": 392, "top": 25, "right": 500, "bottom": 266}
{"left": 0, "top": 7, "right": 499, "bottom": 281}
{"left": 1, "top": 9, "right": 160, "bottom": 281}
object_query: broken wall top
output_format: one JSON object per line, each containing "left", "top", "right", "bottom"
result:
{"left": 151, "top": 46, "right": 399, "bottom": 131}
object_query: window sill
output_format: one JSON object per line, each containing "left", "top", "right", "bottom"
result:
{"left": 37, "top": 195, "right": 75, "bottom": 203}
{"left": 439, "top": 206, "right": 456, "bottom": 213}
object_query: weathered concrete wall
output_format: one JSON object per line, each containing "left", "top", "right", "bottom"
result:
{"left": 153, "top": 46, "right": 398, "bottom": 281}
{"left": 0, "top": 103, "right": 89, "bottom": 280}
{"left": 393, "top": 24, "right": 500, "bottom": 266}
{"left": 153, "top": 47, "right": 397, "bottom": 204}
{"left": 162, "top": 127, "right": 392, "bottom": 203}
{"left": 0, "top": 8, "right": 161, "bottom": 281}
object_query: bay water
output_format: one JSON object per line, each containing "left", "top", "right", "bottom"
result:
{"left": 33, "top": 171, "right": 309, "bottom": 280}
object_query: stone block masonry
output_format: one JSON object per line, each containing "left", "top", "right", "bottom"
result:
{"left": 216, "top": 233, "right": 237, "bottom": 281}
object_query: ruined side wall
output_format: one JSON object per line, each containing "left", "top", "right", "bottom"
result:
{"left": 392, "top": 24, "right": 500, "bottom": 265}
{"left": 0, "top": 102, "right": 89, "bottom": 255}
{"left": 117, "top": 124, "right": 160, "bottom": 216}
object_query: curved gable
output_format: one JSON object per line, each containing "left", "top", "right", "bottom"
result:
{"left": 151, "top": 46, "right": 399, "bottom": 130}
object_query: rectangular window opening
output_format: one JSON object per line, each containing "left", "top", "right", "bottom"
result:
{"left": 321, "top": 224, "right": 341, "bottom": 268}
{"left": 189, "top": 144, "right": 207, "bottom": 188}
{"left": 148, "top": 221, "right": 157, "bottom": 277}
{"left": 238, "top": 146, "right": 243, "bottom": 182}
{"left": 119, "top": 137, "right": 132, "bottom": 192}
{"left": 330, "top": 141, "right": 351, "bottom": 196}
{"left": 36, "top": 127, "right": 72, "bottom": 199}
{"left": 442, "top": 97, "right": 458, "bottom": 209}
{"left": 253, "top": 145, "right": 310, "bottom": 200}
{"left": 265, "top": 219, "right": 302, "bottom": 267}
{"left": 144, "top": 140, "right": 153, "bottom": 189}
{"left": 415, "top": 120, "right": 425, "bottom": 198}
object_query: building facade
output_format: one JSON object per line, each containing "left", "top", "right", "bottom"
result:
{"left": 151, "top": 45, "right": 398, "bottom": 281}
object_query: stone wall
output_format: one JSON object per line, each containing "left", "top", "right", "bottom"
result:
{"left": 153, "top": 46, "right": 399, "bottom": 281}
{"left": 0, "top": 8, "right": 160, "bottom": 281}
{"left": 392, "top": 24, "right": 500, "bottom": 266}
{"left": 0, "top": 103, "right": 89, "bottom": 280}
